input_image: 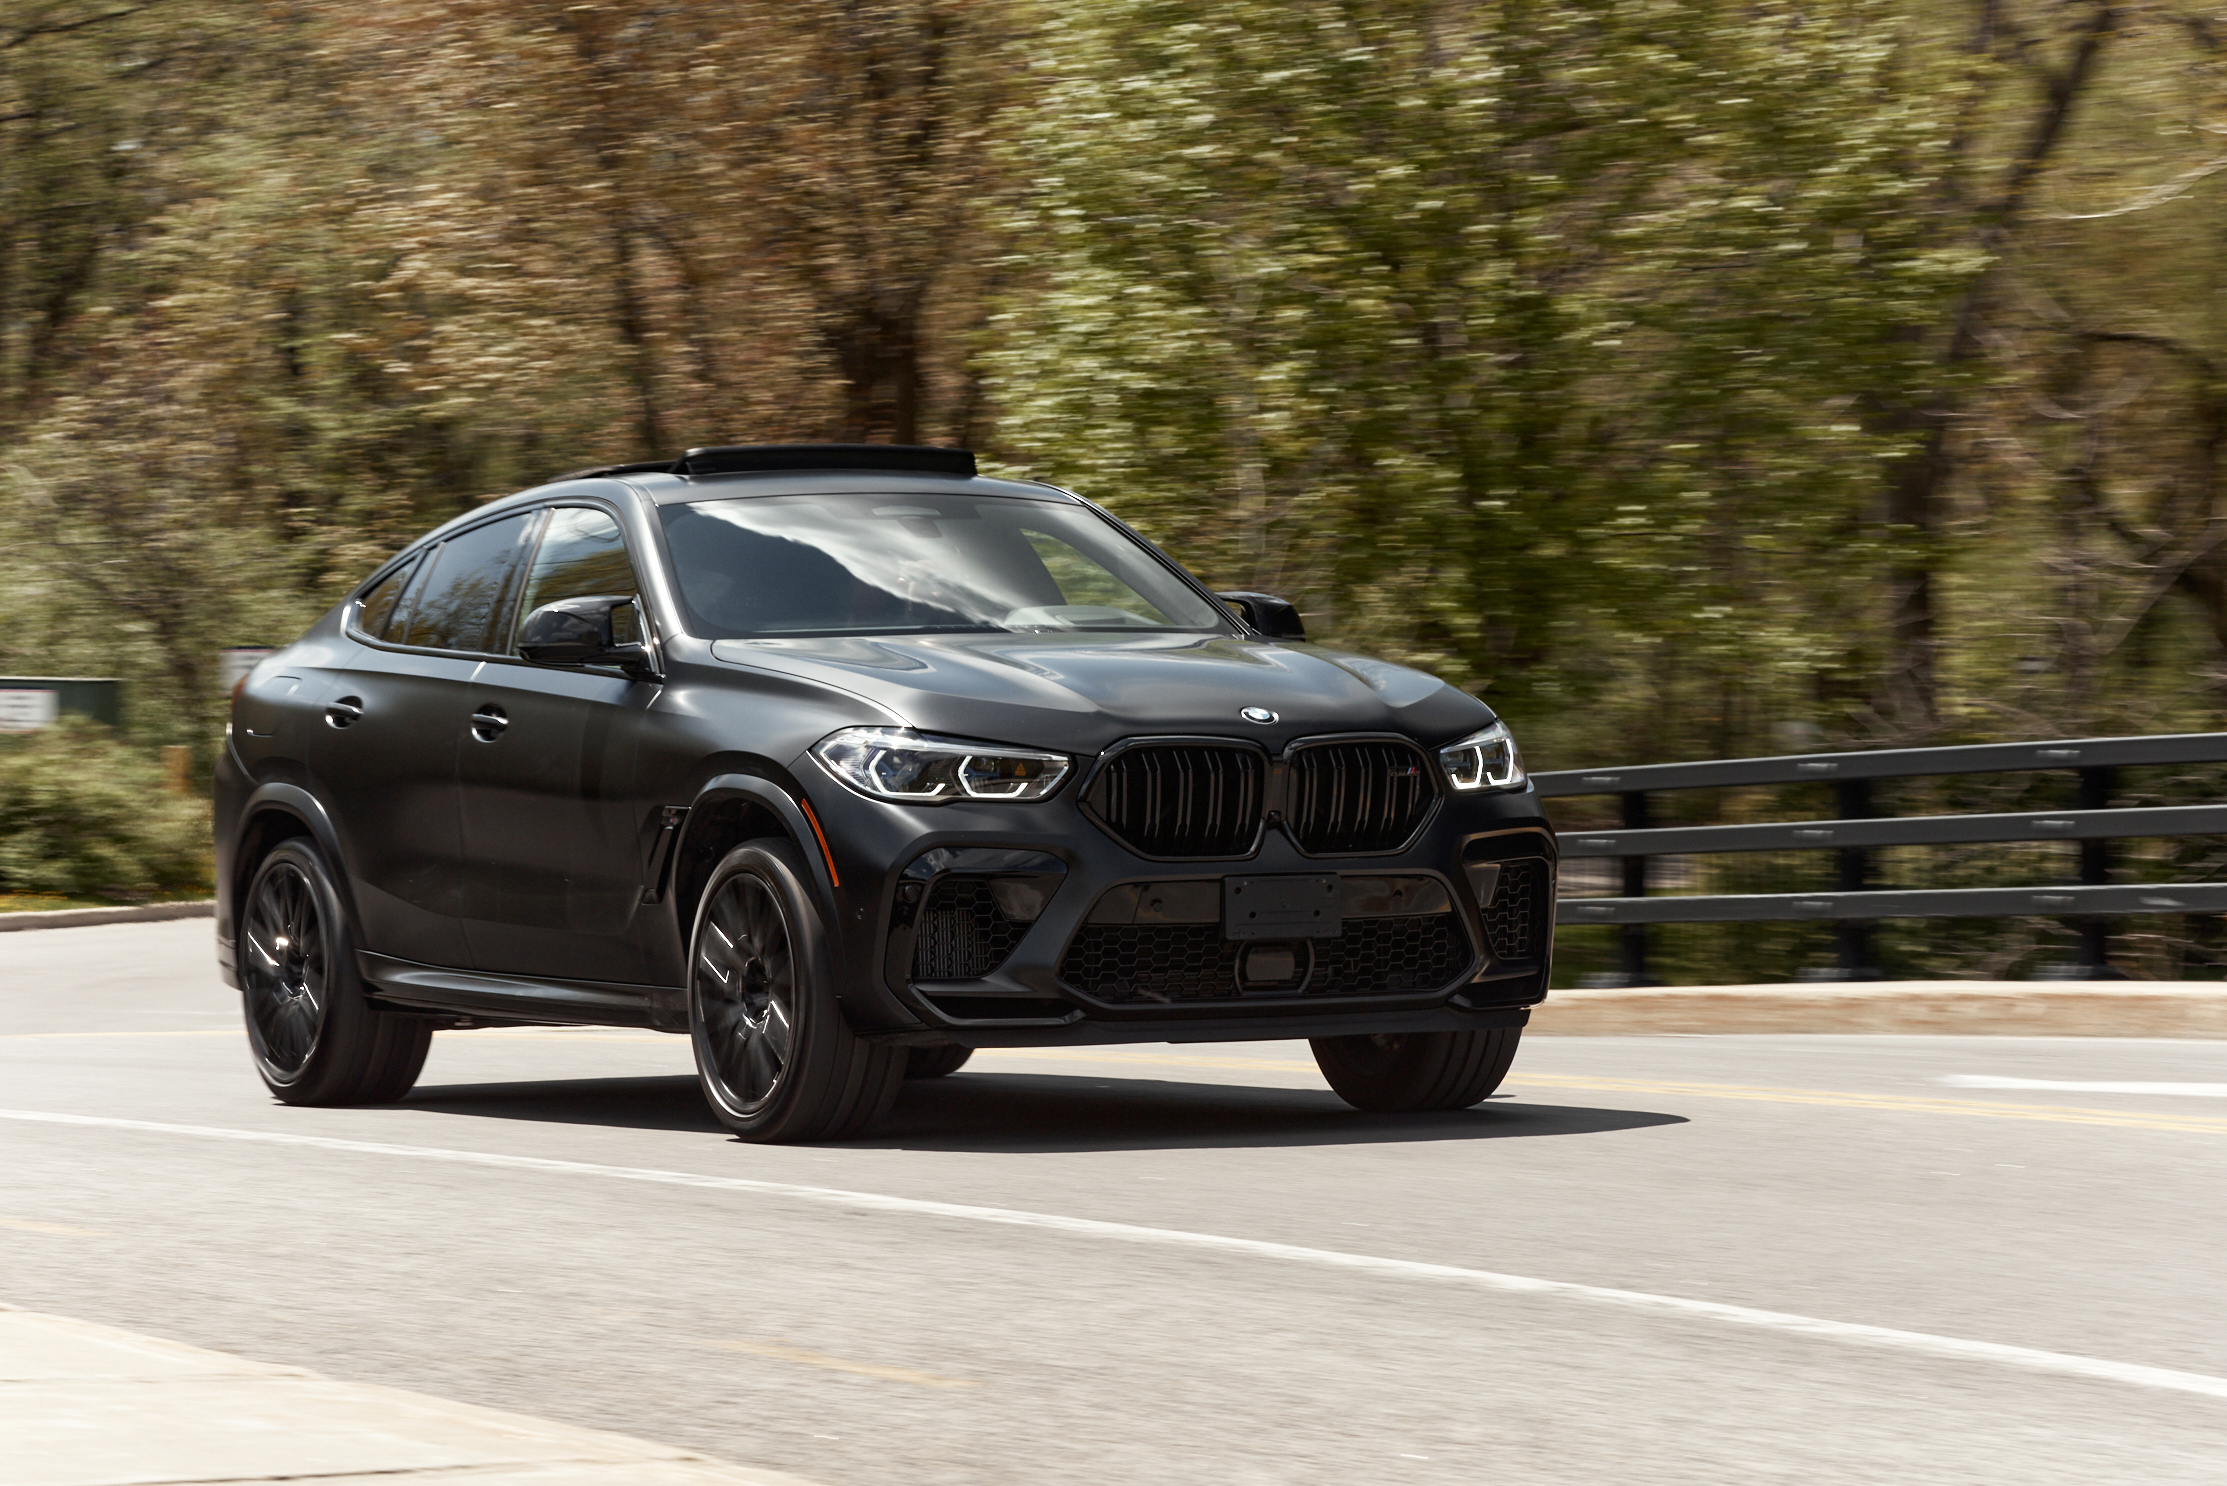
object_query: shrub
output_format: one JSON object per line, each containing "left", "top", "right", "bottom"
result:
{"left": 0, "top": 719, "right": 211, "bottom": 901}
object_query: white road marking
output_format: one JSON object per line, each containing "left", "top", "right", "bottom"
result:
{"left": 1942, "top": 1075, "right": 2227, "bottom": 1098}
{"left": 1, "top": 1106, "right": 2223, "bottom": 1406}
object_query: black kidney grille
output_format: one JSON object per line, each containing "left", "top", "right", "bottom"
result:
{"left": 1087, "top": 745, "right": 1264, "bottom": 858}
{"left": 1286, "top": 740, "right": 1436, "bottom": 853}
{"left": 912, "top": 876, "right": 1031, "bottom": 980}
{"left": 1483, "top": 858, "right": 1551, "bottom": 962}
{"left": 1059, "top": 914, "right": 1472, "bottom": 1004}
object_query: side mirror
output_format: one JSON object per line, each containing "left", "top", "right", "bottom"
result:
{"left": 518, "top": 595, "right": 657, "bottom": 679}
{"left": 1213, "top": 590, "right": 1307, "bottom": 641}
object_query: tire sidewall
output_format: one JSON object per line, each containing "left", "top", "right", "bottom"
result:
{"left": 687, "top": 840, "right": 841, "bottom": 1138}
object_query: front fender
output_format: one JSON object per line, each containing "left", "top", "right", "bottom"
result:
{"left": 677, "top": 769, "right": 921, "bottom": 1035}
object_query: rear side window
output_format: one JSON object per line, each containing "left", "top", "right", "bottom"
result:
{"left": 355, "top": 556, "right": 420, "bottom": 640}
{"left": 514, "top": 507, "right": 642, "bottom": 647}
{"left": 401, "top": 514, "right": 536, "bottom": 653}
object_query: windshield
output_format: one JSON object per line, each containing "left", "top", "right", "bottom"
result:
{"left": 658, "top": 492, "right": 1232, "bottom": 639}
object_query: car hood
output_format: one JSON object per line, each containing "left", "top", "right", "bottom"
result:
{"left": 705, "top": 632, "right": 1493, "bottom": 754}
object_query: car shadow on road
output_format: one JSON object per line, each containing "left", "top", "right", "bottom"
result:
{"left": 864, "top": 1071, "right": 1686, "bottom": 1152}
{"left": 402, "top": 1070, "right": 1687, "bottom": 1151}
{"left": 403, "top": 1076, "right": 727, "bottom": 1134}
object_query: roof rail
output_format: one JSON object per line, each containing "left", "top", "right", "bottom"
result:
{"left": 675, "top": 444, "right": 977, "bottom": 479}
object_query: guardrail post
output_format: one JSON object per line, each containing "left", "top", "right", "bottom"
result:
{"left": 1616, "top": 789, "right": 1659, "bottom": 986}
{"left": 2076, "top": 766, "right": 2122, "bottom": 979}
{"left": 1831, "top": 778, "right": 1880, "bottom": 980}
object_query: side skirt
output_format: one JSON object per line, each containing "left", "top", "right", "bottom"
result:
{"left": 357, "top": 951, "right": 686, "bottom": 1031}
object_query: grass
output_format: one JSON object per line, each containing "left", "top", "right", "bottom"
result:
{"left": 0, "top": 891, "right": 211, "bottom": 913}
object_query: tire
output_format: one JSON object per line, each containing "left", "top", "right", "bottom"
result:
{"left": 239, "top": 838, "right": 432, "bottom": 1106}
{"left": 688, "top": 839, "right": 905, "bottom": 1142}
{"left": 905, "top": 1043, "right": 974, "bottom": 1080}
{"left": 1310, "top": 1028, "right": 1522, "bottom": 1113}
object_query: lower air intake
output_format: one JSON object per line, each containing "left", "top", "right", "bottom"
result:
{"left": 1059, "top": 914, "right": 1472, "bottom": 1004}
{"left": 911, "top": 876, "right": 1030, "bottom": 980}
{"left": 1483, "top": 858, "right": 1551, "bottom": 962}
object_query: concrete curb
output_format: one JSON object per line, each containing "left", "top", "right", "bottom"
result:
{"left": 0, "top": 1303, "right": 822, "bottom": 1486}
{"left": 0, "top": 900, "right": 214, "bottom": 932}
{"left": 1529, "top": 981, "right": 2227, "bottom": 1038}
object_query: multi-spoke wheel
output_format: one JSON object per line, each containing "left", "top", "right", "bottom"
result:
{"left": 239, "top": 839, "right": 431, "bottom": 1106}
{"left": 696, "top": 872, "right": 798, "bottom": 1112}
{"left": 242, "top": 854, "right": 330, "bottom": 1080}
{"left": 1310, "top": 1027, "right": 1523, "bottom": 1113}
{"left": 688, "top": 840, "right": 905, "bottom": 1142}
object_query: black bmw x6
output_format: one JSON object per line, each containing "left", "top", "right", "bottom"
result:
{"left": 216, "top": 445, "right": 1555, "bottom": 1141}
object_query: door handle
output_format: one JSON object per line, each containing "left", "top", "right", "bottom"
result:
{"left": 469, "top": 704, "right": 509, "bottom": 742}
{"left": 324, "top": 697, "right": 364, "bottom": 729}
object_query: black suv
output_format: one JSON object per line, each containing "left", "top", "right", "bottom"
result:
{"left": 215, "top": 445, "right": 1555, "bottom": 1140}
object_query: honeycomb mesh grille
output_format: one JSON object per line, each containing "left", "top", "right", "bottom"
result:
{"left": 912, "top": 876, "right": 1031, "bottom": 981}
{"left": 1059, "top": 914, "right": 1472, "bottom": 1004}
{"left": 1484, "top": 858, "right": 1551, "bottom": 962}
{"left": 1086, "top": 745, "right": 1264, "bottom": 858}
{"left": 1286, "top": 740, "right": 1436, "bottom": 854}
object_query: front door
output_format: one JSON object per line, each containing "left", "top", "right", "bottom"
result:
{"left": 456, "top": 502, "right": 662, "bottom": 984}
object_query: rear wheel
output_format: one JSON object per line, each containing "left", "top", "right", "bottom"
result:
{"left": 688, "top": 840, "right": 904, "bottom": 1142}
{"left": 1310, "top": 1028, "right": 1521, "bottom": 1113}
{"left": 905, "top": 1044, "right": 973, "bottom": 1080}
{"left": 240, "top": 839, "right": 431, "bottom": 1105}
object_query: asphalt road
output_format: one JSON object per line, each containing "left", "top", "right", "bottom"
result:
{"left": 5, "top": 920, "right": 2226, "bottom": 1486}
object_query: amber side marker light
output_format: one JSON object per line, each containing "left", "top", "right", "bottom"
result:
{"left": 796, "top": 795, "right": 840, "bottom": 888}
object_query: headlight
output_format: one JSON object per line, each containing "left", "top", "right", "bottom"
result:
{"left": 811, "top": 727, "right": 1072, "bottom": 804}
{"left": 1438, "top": 721, "right": 1525, "bottom": 792}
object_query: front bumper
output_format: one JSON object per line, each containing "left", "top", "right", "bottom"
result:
{"left": 802, "top": 764, "right": 1556, "bottom": 1049}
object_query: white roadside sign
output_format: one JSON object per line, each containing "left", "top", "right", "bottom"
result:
{"left": 0, "top": 689, "right": 60, "bottom": 732}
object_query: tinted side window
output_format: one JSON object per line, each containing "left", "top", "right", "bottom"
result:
{"left": 515, "top": 507, "right": 642, "bottom": 647}
{"left": 355, "top": 555, "right": 420, "bottom": 640}
{"left": 401, "top": 514, "right": 535, "bottom": 653}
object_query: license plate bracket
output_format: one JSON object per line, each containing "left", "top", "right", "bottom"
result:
{"left": 1224, "top": 873, "right": 1342, "bottom": 940}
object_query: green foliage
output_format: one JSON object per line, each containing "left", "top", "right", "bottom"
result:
{"left": 0, "top": 720, "right": 210, "bottom": 901}
{"left": 984, "top": 0, "right": 1981, "bottom": 765}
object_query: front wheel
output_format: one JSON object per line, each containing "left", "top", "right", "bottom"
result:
{"left": 239, "top": 839, "right": 430, "bottom": 1106}
{"left": 1310, "top": 1028, "right": 1522, "bottom": 1113}
{"left": 688, "top": 841, "right": 905, "bottom": 1142}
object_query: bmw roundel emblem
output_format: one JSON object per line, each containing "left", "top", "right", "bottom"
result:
{"left": 1240, "top": 706, "right": 1278, "bottom": 724}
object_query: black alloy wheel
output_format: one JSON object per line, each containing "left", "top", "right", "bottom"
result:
{"left": 1310, "top": 1027, "right": 1522, "bottom": 1113}
{"left": 687, "top": 840, "right": 906, "bottom": 1142}
{"left": 239, "top": 839, "right": 432, "bottom": 1106}
{"left": 696, "top": 871, "right": 797, "bottom": 1110}
{"left": 242, "top": 855, "right": 327, "bottom": 1079}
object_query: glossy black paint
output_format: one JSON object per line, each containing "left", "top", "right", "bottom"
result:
{"left": 214, "top": 463, "right": 1557, "bottom": 1046}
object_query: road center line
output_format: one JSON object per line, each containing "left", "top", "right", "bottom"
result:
{"left": 1942, "top": 1075, "right": 2227, "bottom": 1097}
{"left": 1, "top": 1105, "right": 2222, "bottom": 1405}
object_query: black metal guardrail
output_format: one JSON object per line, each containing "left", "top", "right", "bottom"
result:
{"left": 1533, "top": 732, "right": 2227, "bottom": 982}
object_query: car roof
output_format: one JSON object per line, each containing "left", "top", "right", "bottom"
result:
{"left": 620, "top": 468, "right": 1081, "bottom": 506}
{"left": 404, "top": 467, "right": 1081, "bottom": 552}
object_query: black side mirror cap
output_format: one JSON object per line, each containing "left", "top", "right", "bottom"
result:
{"left": 1214, "top": 590, "right": 1306, "bottom": 640}
{"left": 518, "top": 595, "right": 657, "bottom": 678}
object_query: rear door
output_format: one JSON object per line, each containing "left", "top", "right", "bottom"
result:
{"left": 309, "top": 512, "right": 538, "bottom": 969}
{"left": 455, "top": 500, "right": 661, "bottom": 984}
